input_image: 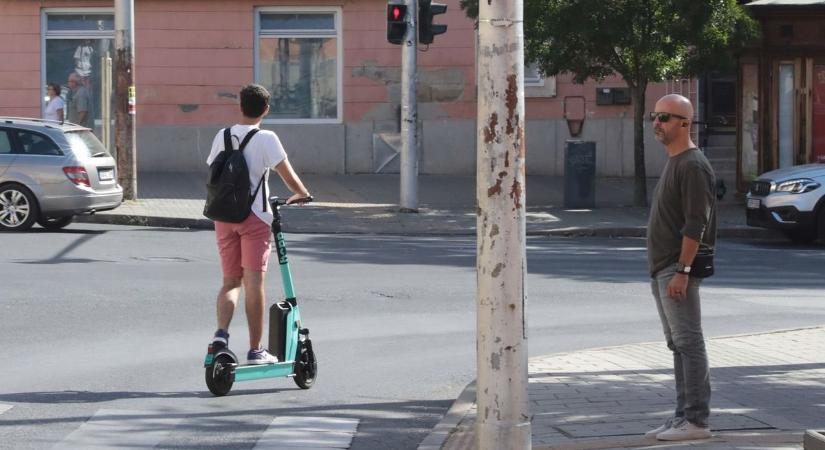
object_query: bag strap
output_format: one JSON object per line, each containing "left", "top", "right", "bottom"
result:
{"left": 223, "top": 128, "right": 233, "bottom": 151}
{"left": 238, "top": 128, "right": 260, "bottom": 152}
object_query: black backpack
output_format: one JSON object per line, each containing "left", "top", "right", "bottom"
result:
{"left": 203, "top": 128, "right": 265, "bottom": 223}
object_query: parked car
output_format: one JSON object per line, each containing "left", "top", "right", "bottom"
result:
{"left": 745, "top": 162, "right": 825, "bottom": 243}
{"left": 0, "top": 117, "right": 122, "bottom": 231}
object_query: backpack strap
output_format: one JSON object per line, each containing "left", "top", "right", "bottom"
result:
{"left": 223, "top": 128, "right": 233, "bottom": 151}
{"left": 238, "top": 128, "right": 265, "bottom": 209}
{"left": 238, "top": 128, "right": 260, "bottom": 152}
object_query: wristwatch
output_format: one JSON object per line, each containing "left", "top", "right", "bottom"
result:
{"left": 675, "top": 262, "right": 691, "bottom": 275}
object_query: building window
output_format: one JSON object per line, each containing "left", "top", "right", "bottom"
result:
{"left": 42, "top": 10, "right": 115, "bottom": 133}
{"left": 255, "top": 8, "right": 342, "bottom": 122}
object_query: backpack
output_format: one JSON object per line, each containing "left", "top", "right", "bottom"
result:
{"left": 203, "top": 128, "right": 265, "bottom": 223}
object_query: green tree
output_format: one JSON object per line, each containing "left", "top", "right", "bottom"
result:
{"left": 460, "top": 0, "right": 758, "bottom": 206}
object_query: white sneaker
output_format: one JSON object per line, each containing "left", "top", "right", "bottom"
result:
{"left": 247, "top": 348, "right": 279, "bottom": 365}
{"left": 656, "top": 419, "right": 711, "bottom": 441}
{"left": 644, "top": 417, "right": 674, "bottom": 439}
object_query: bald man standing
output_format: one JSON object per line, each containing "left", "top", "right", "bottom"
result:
{"left": 644, "top": 94, "right": 717, "bottom": 442}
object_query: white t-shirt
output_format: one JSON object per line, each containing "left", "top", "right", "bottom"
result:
{"left": 206, "top": 124, "right": 288, "bottom": 225}
{"left": 44, "top": 96, "right": 65, "bottom": 122}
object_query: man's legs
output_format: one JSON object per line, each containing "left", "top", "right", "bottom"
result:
{"left": 242, "top": 269, "right": 266, "bottom": 350}
{"left": 216, "top": 276, "right": 242, "bottom": 331}
{"left": 653, "top": 265, "right": 711, "bottom": 427}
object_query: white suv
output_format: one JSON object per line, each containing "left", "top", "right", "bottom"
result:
{"left": 746, "top": 163, "right": 825, "bottom": 243}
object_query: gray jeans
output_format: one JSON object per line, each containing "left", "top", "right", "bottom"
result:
{"left": 651, "top": 263, "right": 711, "bottom": 427}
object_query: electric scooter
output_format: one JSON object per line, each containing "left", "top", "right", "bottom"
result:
{"left": 204, "top": 196, "right": 317, "bottom": 396}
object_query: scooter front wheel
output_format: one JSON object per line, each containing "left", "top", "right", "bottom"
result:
{"left": 206, "top": 352, "right": 236, "bottom": 396}
{"left": 293, "top": 339, "right": 317, "bottom": 389}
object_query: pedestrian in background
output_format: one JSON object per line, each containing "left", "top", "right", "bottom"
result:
{"left": 44, "top": 83, "right": 65, "bottom": 123}
{"left": 66, "top": 72, "right": 93, "bottom": 129}
{"left": 644, "top": 94, "right": 717, "bottom": 442}
{"left": 206, "top": 84, "right": 311, "bottom": 365}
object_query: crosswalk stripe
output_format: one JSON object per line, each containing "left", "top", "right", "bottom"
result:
{"left": 52, "top": 409, "right": 182, "bottom": 449}
{"left": 254, "top": 416, "right": 359, "bottom": 449}
{"left": 0, "top": 404, "right": 12, "bottom": 415}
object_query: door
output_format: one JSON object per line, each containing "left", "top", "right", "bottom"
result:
{"left": 813, "top": 65, "right": 825, "bottom": 163}
{"left": 0, "top": 128, "right": 16, "bottom": 176}
{"left": 777, "top": 63, "right": 795, "bottom": 168}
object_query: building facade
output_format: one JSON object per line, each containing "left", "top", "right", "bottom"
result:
{"left": 738, "top": 0, "right": 825, "bottom": 191}
{"left": 0, "top": 0, "right": 691, "bottom": 177}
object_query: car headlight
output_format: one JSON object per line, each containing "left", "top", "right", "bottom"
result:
{"left": 775, "top": 178, "right": 821, "bottom": 194}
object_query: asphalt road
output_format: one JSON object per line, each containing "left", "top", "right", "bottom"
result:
{"left": 1, "top": 224, "right": 823, "bottom": 449}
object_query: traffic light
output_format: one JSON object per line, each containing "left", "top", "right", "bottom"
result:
{"left": 387, "top": 1, "right": 408, "bottom": 45}
{"left": 419, "top": 0, "right": 447, "bottom": 45}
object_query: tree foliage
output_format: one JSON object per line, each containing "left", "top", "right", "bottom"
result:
{"left": 460, "top": 0, "right": 758, "bottom": 86}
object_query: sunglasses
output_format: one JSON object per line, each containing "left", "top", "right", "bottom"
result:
{"left": 649, "top": 112, "right": 688, "bottom": 123}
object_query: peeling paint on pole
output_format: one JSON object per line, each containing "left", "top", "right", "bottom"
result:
{"left": 475, "top": 0, "right": 530, "bottom": 449}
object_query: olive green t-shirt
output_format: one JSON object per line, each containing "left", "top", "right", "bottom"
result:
{"left": 647, "top": 148, "right": 717, "bottom": 277}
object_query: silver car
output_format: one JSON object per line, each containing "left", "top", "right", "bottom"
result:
{"left": 745, "top": 163, "right": 825, "bottom": 243}
{"left": 0, "top": 117, "right": 122, "bottom": 231}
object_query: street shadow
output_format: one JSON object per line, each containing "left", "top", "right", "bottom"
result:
{"left": 8, "top": 231, "right": 114, "bottom": 265}
{"left": 287, "top": 234, "right": 825, "bottom": 291}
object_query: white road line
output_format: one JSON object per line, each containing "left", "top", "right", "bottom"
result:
{"left": 52, "top": 409, "right": 182, "bottom": 449}
{"left": 0, "top": 404, "right": 12, "bottom": 415}
{"left": 254, "top": 416, "right": 359, "bottom": 449}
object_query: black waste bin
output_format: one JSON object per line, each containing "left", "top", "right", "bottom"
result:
{"left": 564, "top": 140, "right": 596, "bottom": 209}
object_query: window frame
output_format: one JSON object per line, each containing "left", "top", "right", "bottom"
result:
{"left": 254, "top": 6, "right": 344, "bottom": 125}
{"left": 40, "top": 8, "right": 115, "bottom": 122}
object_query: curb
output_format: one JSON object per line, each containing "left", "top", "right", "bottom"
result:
{"left": 417, "top": 382, "right": 476, "bottom": 450}
{"left": 75, "top": 214, "right": 214, "bottom": 230}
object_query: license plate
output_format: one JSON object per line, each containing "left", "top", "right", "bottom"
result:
{"left": 747, "top": 198, "right": 760, "bottom": 209}
{"left": 98, "top": 168, "right": 114, "bottom": 181}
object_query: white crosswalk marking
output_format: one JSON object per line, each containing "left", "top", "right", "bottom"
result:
{"left": 52, "top": 409, "right": 182, "bottom": 449}
{"left": 0, "top": 404, "right": 12, "bottom": 415}
{"left": 254, "top": 416, "right": 359, "bottom": 449}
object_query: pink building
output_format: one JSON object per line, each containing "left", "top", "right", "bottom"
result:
{"left": 0, "top": 0, "right": 705, "bottom": 180}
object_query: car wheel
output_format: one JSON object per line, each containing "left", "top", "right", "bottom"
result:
{"left": 817, "top": 206, "right": 825, "bottom": 244}
{"left": 0, "top": 184, "right": 39, "bottom": 231}
{"left": 37, "top": 215, "right": 75, "bottom": 230}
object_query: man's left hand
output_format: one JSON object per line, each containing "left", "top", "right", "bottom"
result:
{"left": 667, "top": 273, "right": 689, "bottom": 301}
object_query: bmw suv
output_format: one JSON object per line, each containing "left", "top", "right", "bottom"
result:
{"left": 0, "top": 117, "right": 122, "bottom": 231}
{"left": 745, "top": 163, "right": 825, "bottom": 243}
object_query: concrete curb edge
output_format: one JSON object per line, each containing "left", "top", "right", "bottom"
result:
{"left": 417, "top": 382, "right": 476, "bottom": 450}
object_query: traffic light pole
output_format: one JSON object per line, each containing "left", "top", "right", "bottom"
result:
{"left": 475, "top": 0, "right": 531, "bottom": 449}
{"left": 399, "top": 0, "right": 418, "bottom": 213}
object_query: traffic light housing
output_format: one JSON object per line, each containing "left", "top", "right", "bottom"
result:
{"left": 419, "top": 0, "right": 447, "bottom": 45}
{"left": 387, "top": 2, "right": 408, "bottom": 45}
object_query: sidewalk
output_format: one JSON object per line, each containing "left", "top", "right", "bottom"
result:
{"left": 80, "top": 172, "right": 778, "bottom": 239}
{"left": 421, "top": 326, "right": 825, "bottom": 450}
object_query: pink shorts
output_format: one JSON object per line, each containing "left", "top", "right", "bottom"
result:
{"left": 214, "top": 214, "right": 272, "bottom": 278}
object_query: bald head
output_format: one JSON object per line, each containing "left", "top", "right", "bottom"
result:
{"left": 655, "top": 94, "right": 694, "bottom": 121}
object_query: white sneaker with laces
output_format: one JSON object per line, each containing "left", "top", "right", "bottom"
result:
{"left": 656, "top": 419, "right": 711, "bottom": 441}
{"left": 644, "top": 417, "right": 674, "bottom": 439}
{"left": 247, "top": 348, "right": 279, "bottom": 365}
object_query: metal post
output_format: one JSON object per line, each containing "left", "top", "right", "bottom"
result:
{"left": 101, "top": 53, "right": 112, "bottom": 154}
{"left": 399, "top": 0, "right": 418, "bottom": 212}
{"left": 115, "top": 0, "right": 137, "bottom": 200}
{"left": 475, "top": 0, "right": 531, "bottom": 449}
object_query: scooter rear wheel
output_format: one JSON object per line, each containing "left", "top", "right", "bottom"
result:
{"left": 206, "top": 352, "right": 236, "bottom": 396}
{"left": 293, "top": 339, "right": 317, "bottom": 389}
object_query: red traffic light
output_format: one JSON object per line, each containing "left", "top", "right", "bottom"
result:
{"left": 392, "top": 6, "right": 402, "bottom": 20}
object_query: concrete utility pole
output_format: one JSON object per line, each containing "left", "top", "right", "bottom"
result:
{"left": 399, "top": 0, "right": 418, "bottom": 212}
{"left": 115, "top": 0, "right": 137, "bottom": 200}
{"left": 475, "top": 0, "right": 531, "bottom": 448}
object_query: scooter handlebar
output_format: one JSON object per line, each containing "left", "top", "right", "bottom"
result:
{"left": 269, "top": 195, "right": 314, "bottom": 208}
